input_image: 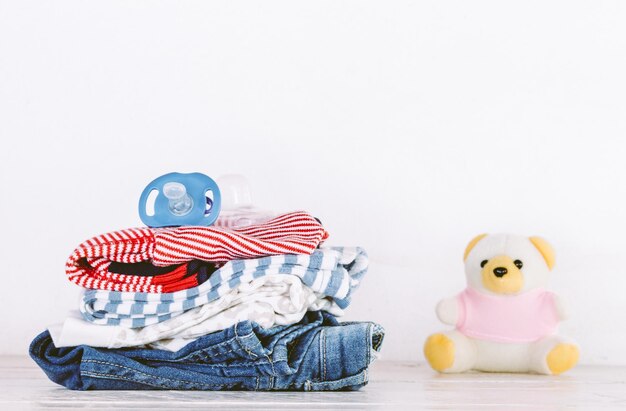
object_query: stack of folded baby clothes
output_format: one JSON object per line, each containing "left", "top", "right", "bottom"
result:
{"left": 29, "top": 211, "right": 384, "bottom": 391}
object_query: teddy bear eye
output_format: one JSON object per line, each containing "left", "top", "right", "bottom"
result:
{"left": 480, "top": 260, "right": 488, "bottom": 268}
{"left": 514, "top": 259, "right": 523, "bottom": 269}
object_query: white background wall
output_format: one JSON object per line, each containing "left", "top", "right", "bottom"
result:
{"left": 1, "top": 1, "right": 625, "bottom": 364}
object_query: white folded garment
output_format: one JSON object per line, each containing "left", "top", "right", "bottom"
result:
{"left": 49, "top": 275, "right": 343, "bottom": 351}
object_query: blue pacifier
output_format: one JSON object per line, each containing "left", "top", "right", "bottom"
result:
{"left": 138, "top": 172, "right": 221, "bottom": 227}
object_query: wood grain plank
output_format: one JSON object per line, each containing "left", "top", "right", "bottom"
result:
{"left": 1, "top": 357, "right": 625, "bottom": 409}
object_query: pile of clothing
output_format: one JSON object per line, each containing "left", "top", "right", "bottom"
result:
{"left": 29, "top": 211, "right": 384, "bottom": 391}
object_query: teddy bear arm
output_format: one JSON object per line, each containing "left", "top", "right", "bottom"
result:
{"left": 553, "top": 294, "right": 569, "bottom": 321}
{"left": 436, "top": 297, "right": 459, "bottom": 325}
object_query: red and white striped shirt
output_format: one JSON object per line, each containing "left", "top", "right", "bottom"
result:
{"left": 65, "top": 211, "right": 329, "bottom": 293}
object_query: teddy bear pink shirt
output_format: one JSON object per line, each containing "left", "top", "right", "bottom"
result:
{"left": 456, "top": 287, "right": 560, "bottom": 343}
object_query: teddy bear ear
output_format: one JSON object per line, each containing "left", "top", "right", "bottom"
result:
{"left": 529, "top": 236, "right": 556, "bottom": 270}
{"left": 463, "top": 234, "right": 487, "bottom": 261}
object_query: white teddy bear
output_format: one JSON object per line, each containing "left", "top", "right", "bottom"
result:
{"left": 424, "top": 234, "right": 579, "bottom": 374}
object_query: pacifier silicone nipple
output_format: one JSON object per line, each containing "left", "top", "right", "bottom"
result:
{"left": 163, "top": 182, "right": 193, "bottom": 216}
{"left": 215, "top": 174, "right": 275, "bottom": 228}
{"left": 217, "top": 174, "right": 253, "bottom": 210}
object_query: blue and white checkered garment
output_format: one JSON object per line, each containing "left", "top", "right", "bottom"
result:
{"left": 80, "top": 247, "right": 368, "bottom": 328}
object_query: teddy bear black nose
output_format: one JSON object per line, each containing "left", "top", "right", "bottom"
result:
{"left": 493, "top": 267, "right": 508, "bottom": 277}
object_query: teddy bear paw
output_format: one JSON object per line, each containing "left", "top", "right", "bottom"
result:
{"left": 424, "top": 333, "right": 455, "bottom": 372}
{"left": 546, "top": 343, "right": 579, "bottom": 375}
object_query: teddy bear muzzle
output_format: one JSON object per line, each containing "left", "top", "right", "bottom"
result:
{"left": 481, "top": 255, "right": 524, "bottom": 294}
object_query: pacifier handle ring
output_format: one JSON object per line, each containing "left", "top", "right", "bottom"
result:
{"left": 138, "top": 182, "right": 161, "bottom": 228}
{"left": 200, "top": 177, "right": 221, "bottom": 226}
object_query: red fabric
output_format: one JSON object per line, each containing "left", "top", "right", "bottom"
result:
{"left": 66, "top": 211, "right": 329, "bottom": 293}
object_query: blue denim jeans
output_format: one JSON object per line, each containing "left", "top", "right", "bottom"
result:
{"left": 29, "top": 312, "right": 384, "bottom": 391}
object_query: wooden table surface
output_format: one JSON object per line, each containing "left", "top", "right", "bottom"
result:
{"left": 1, "top": 356, "right": 625, "bottom": 410}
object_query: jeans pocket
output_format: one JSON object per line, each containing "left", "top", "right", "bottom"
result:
{"left": 175, "top": 322, "right": 266, "bottom": 364}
